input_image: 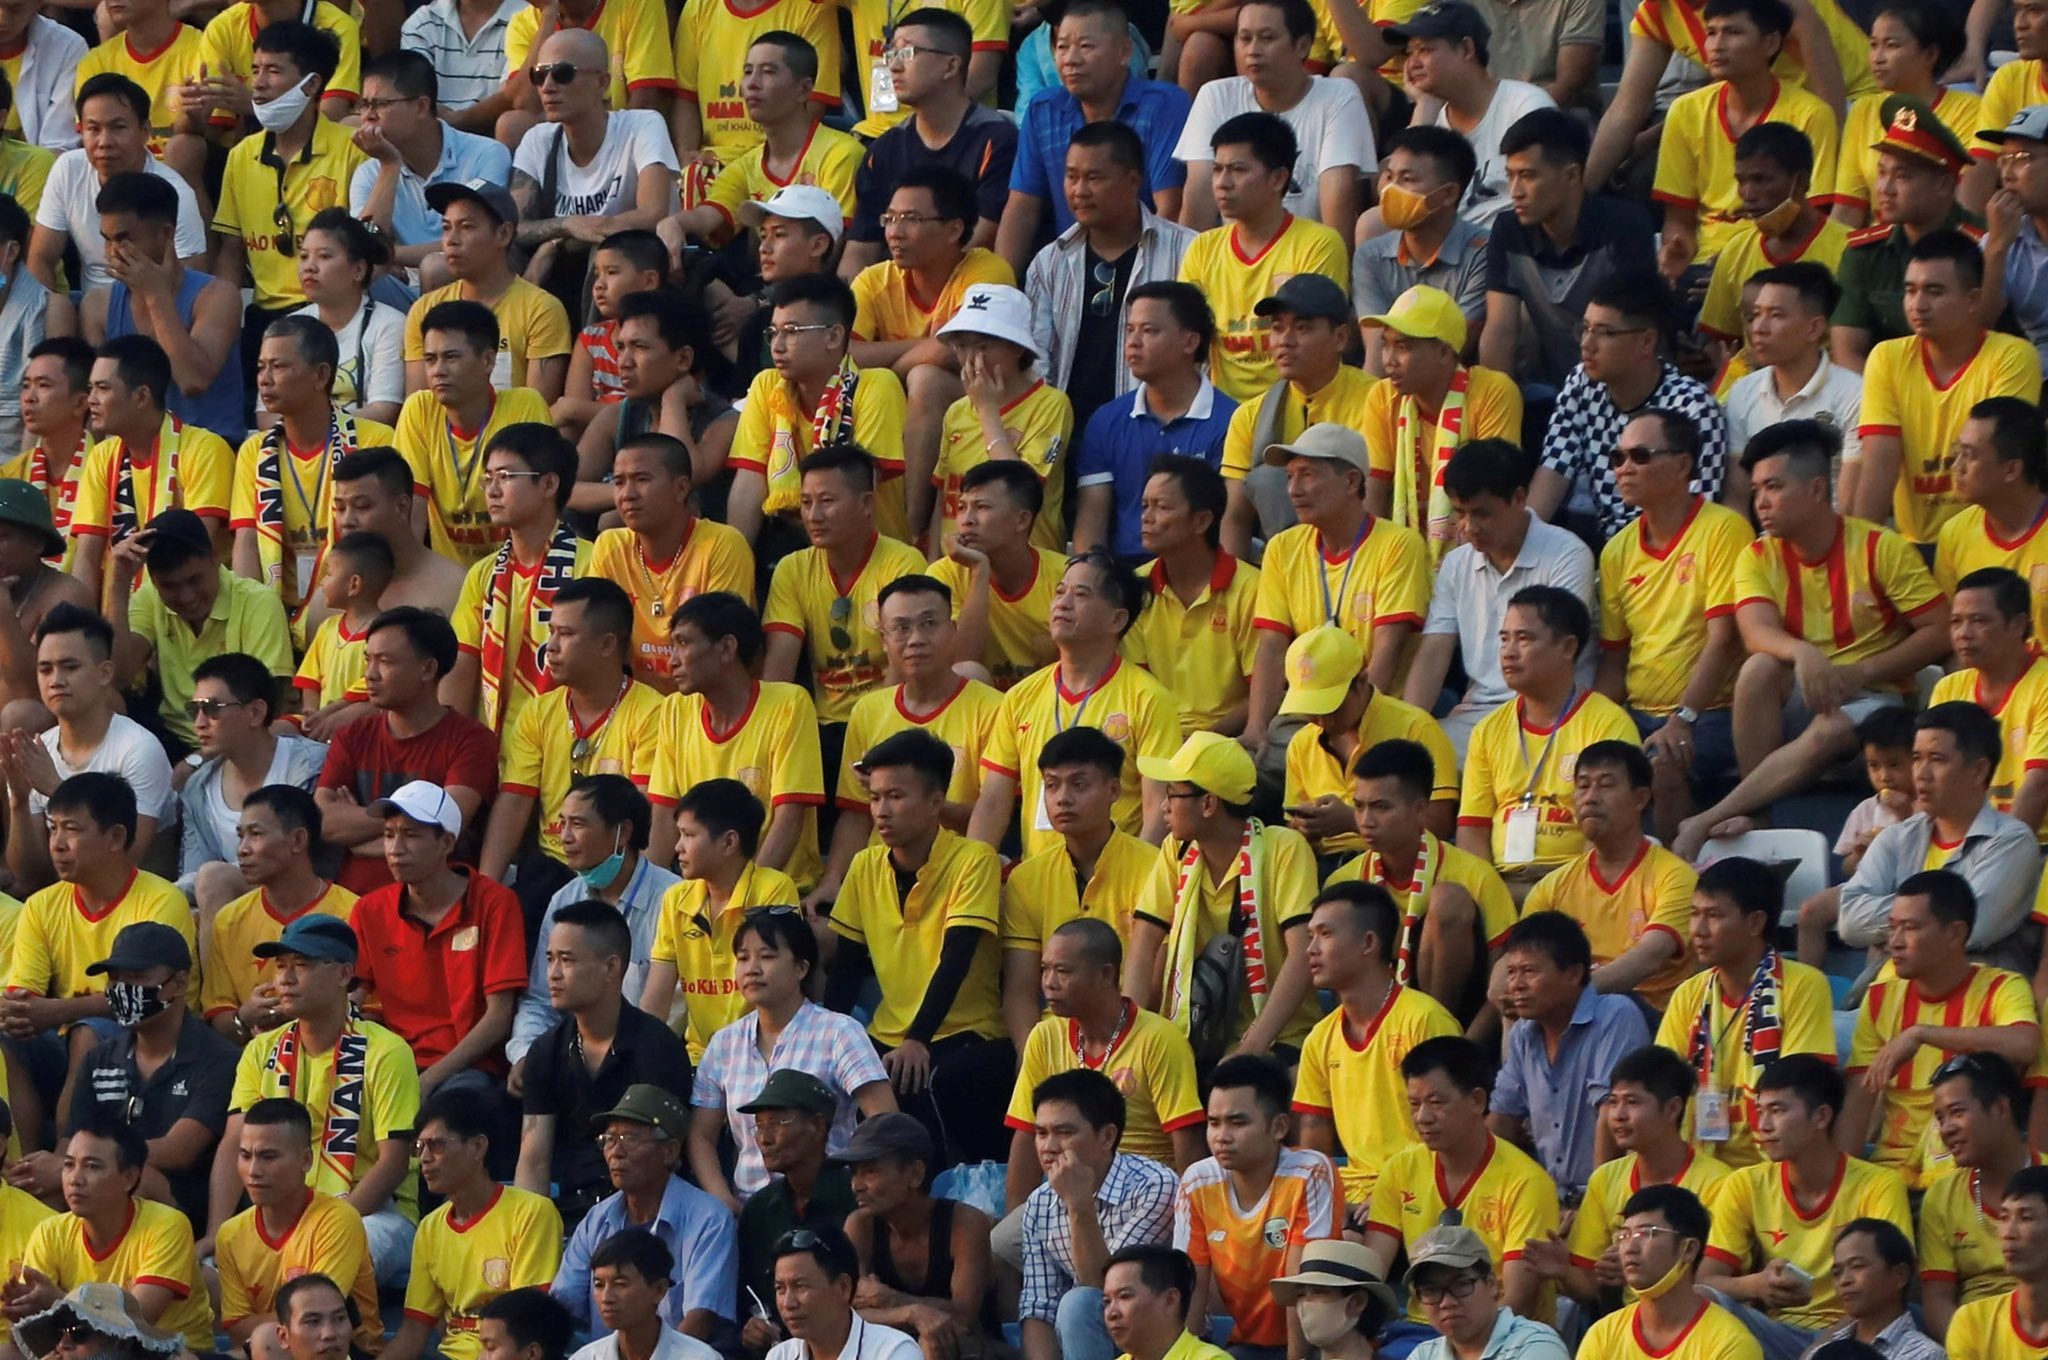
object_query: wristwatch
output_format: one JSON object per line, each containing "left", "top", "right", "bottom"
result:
{"left": 1673, "top": 706, "right": 1702, "bottom": 725}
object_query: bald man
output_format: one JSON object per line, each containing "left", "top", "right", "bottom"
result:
{"left": 508, "top": 30, "right": 683, "bottom": 268}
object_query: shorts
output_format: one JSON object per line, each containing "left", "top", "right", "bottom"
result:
{"left": 1632, "top": 707, "right": 1738, "bottom": 788}
{"left": 1785, "top": 689, "right": 1904, "bottom": 739}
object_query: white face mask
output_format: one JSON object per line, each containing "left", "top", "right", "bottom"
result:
{"left": 252, "top": 74, "right": 317, "bottom": 133}
{"left": 1295, "top": 1297, "right": 1359, "bottom": 1350}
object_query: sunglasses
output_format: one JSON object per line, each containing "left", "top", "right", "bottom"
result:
{"left": 1606, "top": 444, "right": 1679, "bottom": 468}
{"left": 1088, "top": 260, "right": 1118, "bottom": 317}
{"left": 529, "top": 61, "right": 587, "bottom": 87}
{"left": 186, "top": 698, "right": 248, "bottom": 720}
{"left": 829, "top": 595, "right": 854, "bottom": 652}
{"left": 272, "top": 201, "right": 295, "bottom": 258}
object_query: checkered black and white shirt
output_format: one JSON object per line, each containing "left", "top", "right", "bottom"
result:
{"left": 1539, "top": 361, "right": 1731, "bottom": 540}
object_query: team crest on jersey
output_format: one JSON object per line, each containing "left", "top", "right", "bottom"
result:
{"left": 483, "top": 1258, "right": 511, "bottom": 1290}
{"left": 862, "top": 598, "right": 882, "bottom": 629}
{"left": 736, "top": 766, "right": 764, "bottom": 794}
{"left": 306, "top": 177, "right": 340, "bottom": 214}
{"left": 1559, "top": 752, "right": 1579, "bottom": 782}
{"left": 1674, "top": 552, "right": 1696, "bottom": 585}
{"left": 1101, "top": 712, "right": 1131, "bottom": 742}
{"left": 1262, "top": 1217, "right": 1289, "bottom": 1249}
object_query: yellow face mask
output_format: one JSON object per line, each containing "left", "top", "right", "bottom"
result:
{"left": 1634, "top": 1243, "right": 1700, "bottom": 1300}
{"left": 1752, "top": 196, "right": 1804, "bottom": 236}
{"left": 1380, "top": 182, "right": 1441, "bottom": 231}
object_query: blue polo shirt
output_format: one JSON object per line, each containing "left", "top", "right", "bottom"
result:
{"left": 1011, "top": 76, "right": 1192, "bottom": 234}
{"left": 347, "top": 120, "right": 514, "bottom": 246}
{"left": 1076, "top": 378, "right": 1237, "bottom": 558}
{"left": 1490, "top": 986, "right": 1650, "bottom": 1200}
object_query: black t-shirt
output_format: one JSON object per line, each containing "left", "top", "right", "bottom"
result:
{"left": 71, "top": 1014, "right": 237, "bottom": 1228}
{"left": 1064, "top": 243, "right": 1139, "bottom": 448}
{"left": 851, "top": 106, "right": 1020, "bottom": 242}
{"left": 1483, "top": 193, "right": 1657, "bottom": 387}
{"left": 522, "top": 1002, "right": 692, "bottom": 1202}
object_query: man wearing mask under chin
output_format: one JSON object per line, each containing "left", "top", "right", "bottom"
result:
{"left": 1695, "top": 123, "right": 1849, "bottom": 363}
{"left": 212, "top": 20, "right": 368, "bottom": 394}
{"left": 1271, "top": 1241, "right": 1400, "bottom": 1360}
{"left": 13, "top": 923, "right": 238, "bottom": 1227}
{"left": 1576, "top": 1186, "right": 1762, "bottom": 1360}
{"left": 1355, "top": 128, "right": 1489, "bottom": 378}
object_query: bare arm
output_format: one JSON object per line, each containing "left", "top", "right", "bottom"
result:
{"left": 994, "top": 192, "right": 1045, "bottom": 282}
{"left": 762, "top": 630, "right": 804, "bottom": 685}
{"left": 1124, "top": 916, "right": 1167, "bottom": 1010}
{"left": 758, "top": 800, "right": 807, "bottom": 876}
{"left": 1546, "top": 43, "right": 1600, "bottom": 108}
{"left": 1242, "top": 629, "right": 1288, "bottom": 751}
{"left": 1527, "top": 465, "right": 1570, "bottom": 521}
{"left": 418, "top": 990, "right": 516, "bottom": 1096}
{"left": 688, "top": 1105, "right": 741, "bottom": 1215}
{"left": 477, "top": 792, "right": 536, "bottom": 885}
{"left": 1585, "top": 39, "right": 1671, "bottom": 190}
{"left": 1402, "top": 632, "right": 1457, "bottom": 711}
{"left": 1234, "top": 923, "right": 1313, "bottom": 1054}
{"left": 1180, "top": 161, "right": 1218, "bottom": 230}
{"left": 1591, "top": 933, "right": 1680, "bottom": 996}
{"left": 967, "top": 770, "right": 1018, "bottom": 847}
{"left": 1318, "top": 168, "right": 1361, "bottom": 254}
{"left": 513, "top": 1113, "right": 555, "bottom": 1194}
{"left": 1073, "top": 486, "right": 1113, "bottom": 555}
{"left": 1851, "top": 433, "right": 1900, "bottom": 524}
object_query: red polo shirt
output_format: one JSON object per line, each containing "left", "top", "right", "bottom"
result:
{"left": 348, "top": 871, "right": 527, "bottom": 1073}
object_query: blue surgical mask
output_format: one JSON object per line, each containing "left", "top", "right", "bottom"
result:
{"left": 578, "top": 829, "right": 627, "bottom": 892}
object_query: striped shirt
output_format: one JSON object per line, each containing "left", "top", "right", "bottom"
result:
{"left": 580, "top": 321, "right": 625, "bottom": 403}
{"left": 399, "top": 0, "right": 525, "bottom": 112}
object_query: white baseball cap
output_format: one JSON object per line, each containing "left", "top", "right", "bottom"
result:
{"left": 369, "top": 780, "right": 463, "bottom": 836}
{"left": 739, "top": 185, "right": 845, "bottom": 242}
{"left": 936, "top": 283, "right": 1040, "bottom": 359}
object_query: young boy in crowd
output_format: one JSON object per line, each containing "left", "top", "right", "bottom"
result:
{"left": 1794, "top": 706, "right": 1916, "bottom": 966}
{"left": 289, "top": 532, "right": 393, "bottom": 741}
{"left": 556, "top": 232, "right": 670, "bottom": 442}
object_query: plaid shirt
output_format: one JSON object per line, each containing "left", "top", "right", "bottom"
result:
{"left": 692, "top": 1000, "right": 889, "bottom": 1198}
{"left": 1019, "top": 1153, "right": 1178, "bottom": 1323}
{"left": 1538, "top": 361, "right": 1730, "bottom": 539}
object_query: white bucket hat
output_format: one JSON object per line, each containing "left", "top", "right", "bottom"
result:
{"left": 936, "top": 284, "right": 1040, "bottom": 359}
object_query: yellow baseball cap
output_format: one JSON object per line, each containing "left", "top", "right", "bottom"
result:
{"left": 1137, "top": 732, "right": 1257, "bottom": 805}
{"left": 1276, "top": 625, "right": 1365, "bottom": 718}
{"left": 1361, "top": 284, "right": 1468, "bottom": 352}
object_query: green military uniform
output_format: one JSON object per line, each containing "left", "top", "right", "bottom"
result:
{"left": 1832, "top": 95, "right": 1983, "bottom": 346}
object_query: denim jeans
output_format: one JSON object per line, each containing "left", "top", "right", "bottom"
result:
{"left": 1055, "top": 1288, "right": 1117, "bottom": 1360}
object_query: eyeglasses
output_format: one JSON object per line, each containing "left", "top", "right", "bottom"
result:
{"left": 413, "top": 1134, "right": 468, "bottom": 1156}
{"left": 878, "top": 211, "right": 942, "bottom": 229}
{"left": 483, "top": 469, "right": 546, "bottom": 488}
{"left": 1088, "top": 260, "right": 1118, "bottom": 317}
{"left": 186, "top": 698, "right": 248, "bottom": 720}
{"left": 1165, "top": 789, "right": 1205, "bottom": 801}
{"left": 59, "top": 1325, "right": 102, "bottom": 1346}
{"left": 1933, "top": 1052, "right": 1998, "bottom": 1085}
{"left": 1413, "top": 1276, "right": 1485, "bottom": 1306}
{"left": 1607, "top": 444, "right": 1679, "bottom": 468}
{"left": 753, "top": 1112, "right": 807, "bottom": 1130}
{"left": 829, "top": 594, "right": 855, "bottom": 652}
{"left": 357, "top": 96, "right": 416, "bottom": 114}
{"left": 2000, "top": 149, "right": 2037, "bottom": 169}
{"left": 882, "top": 616, "right": 948, "bottom": 641}
{"left": 767, "top": 323, "right": 834, "bottom": 345}
{"left": 596, "top": 1131, "right": 659, "bottom": 1151}
{"left": 1615, "top": 1225, "right": 1686, "bottom": 1245}
{"left": 1575, "top": 322, "right": 1649, "bottom": 344}
{"left": 884, "top": 43, "right": 946, "bottom": 64}
{"left": 530, "top": 61, "right": 587, "bottom": 86}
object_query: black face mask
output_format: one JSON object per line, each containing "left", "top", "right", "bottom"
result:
{"left": 106, "top": 981, "right": 167, "bottom": 1028}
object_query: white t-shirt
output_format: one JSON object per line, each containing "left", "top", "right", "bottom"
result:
{"left": 34, "top": 151, "right": 209, "bottom": 292}
{"left": 765, "top": 1320, "right": 921, "bottom": 1360}
{"left": 512, "top": 109, "right": 681, "bottom": 220}
{"left": 31, "top": 713, "right": 175, "bottom": 820}
{"left": 296, "top": 297, "right": 407, "bottom": 415}
{"left": 572, "top": 1328, "right": 721, "bottom": 1360}
{"left": 1173, "top": 76, "right": 1379, "bottom": 223}
{"left": 1421, "top": 78, "right": 1557, "bottom": 226}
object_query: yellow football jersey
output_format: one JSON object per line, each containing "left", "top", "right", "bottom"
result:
{"left": 231, "top": 417, "right": 398, "bottom": 610}
{"left": 198, "top": 3, "right": 363, "bottom": 110}
{"left": 1733, "top": 517, "right": 1946, "bottom": 676}
{"left": 231, "top": 1018, "right": 421, "bottom": 1219}
{"left": 729, "top": 364, "right": 909, "bottom": 540}
{"left": 1220, "top": 368, "right": 1379, "bottom": 481}
{"left": 23, "top": 1201, "right": 214, "bottom": 1351}
{"left": 502, "top": 681, "right": 666, "bottom": 860}
{"left": 5, "top": 871, "right": 195, "bottom": 1003}
{"left": 829, "top": 830, "right": 1004, "bottom": 1045}
{"left": 214, "top": 118, "right": 368, "bottom": 310}
{"left": 851, "top": 250, "right": 1015, "bottom": 343}
{"left": 505, "top": 0, "right": 675, "bottom": 111}
{"left": 1458, "top": 692, "right": 1643, "bottom": 870}
{"left": 763, "top": 536, "right": 928, "bottom": 722}
{"left": 674, "top": 0, "right": 842, "bottom": 155}
{"left": 1704, "top": 1155, "right": 1912, "bottom": 1331}
{"left": 392, "top": 387, "right": 556, "bottom": 568}
{"left": 649, "top": 863, "right": 802, "bottom": 1059}
{"left": 1654, "top": 958, "right": 1838, "bottom": 1167}
{"left": 1859, "top": 333, "right": 2044, "bottom": 543}
{"left": 1600, "top": 498, "right": 1753, "bottom": 714}
{"left": 1578, "top": 1299, "right": 1763, "bottom": 1360}
{"left": 294, "top": 613, "right": 371, "bottom": 711}
{"left": 217, "top": 1191, "right": 382, "bottom": 1351}
{"left": 1931, "top": 662, "right": 2048, "bottom": 838}
{"left": 75, "top": 26, "right": 207, "bottom": 155}
{"left": 199, "top": 883, "right": 358, "bottom": 1021}
{"left": 1629, "top": 0, "right": 1877, "bottom": 102}
{"left": 0, "top": 139, "right": 51, "bottom": 222}
{"left": 1567, "top": 1148, "right": 1734, "bottom": 1282}
{"left": 0, "top": 1183, "right": 53, "bottom": 1344}
{"left": 1180, "top": 217, "right": 1351, "bottom": 401}
{"left": 1919, "top": 1155, "right": 2048, "bottom": 1306}
{"left": 1653, "top": 80, "right": 1840, "bottom": 261}
{"left": 1292, "top": 983, "right": 1461, "bottom": 1206}
{"left": 1848, "top": 964, "right": 2039, "bottom": 1185}
{"left": 1131, "top": 824, "right": 1323, "bottom": 1048}
{"left": 1365, "top": 1136, "right": 1562, "bottom": 1323}
{"left": 404, "top": 280, "right": 573, "bottom": 396}
{"left": 1523, "top": 843, "right": 1698, "bottom": 1012}
{"left": 928, "top": 550, "right": 1066, "bottom": 692}
{"left": 583, "top": 522, "right": 756, "bottom": 690}
{"left": 1946, "top": 1292, "right": 2048, "bottom": 1360}
{"left": 403, "top": 1185, "right": 564, "bottom": 1360}
{"left": 451, "top": 535, "right": 598, "bottom": 735}
{"left": 70, "top": 419, "right": 233, "bottom": 537}
{"left": 1126, "top": 555, "right": 1261, "bottom": 739}
{"left": 1000, "top": 829, "right": 1157, "bottom": 957}
{"left": 646, "top": 682, "right": 826, "bottom": 890}
{"left": 1830, "top": 87, "right": 1984, "bottom": 216}
{"left": 1359, "top": 366, "right": 1523, "bottom": 523}
{"left": 1003, "top": 1002, "right": 1203, "bottom": 1163}
{"left": 1251, "top": 517, "right": 1431, "bottom": 673}
{"left": 837, "top": 678, "right": 1004, "bottom": 814}
{"left": 1698, "top": 216, "right": 1850, "bottom": 341}
{"left": 934, "top": 381, "right": 1074, "bottom": 552}
{"left": 1934, "top": 502, "right": 2048, "bottom": 650}
{"left": 1977, "top": 60, "right": 2048, "bottom": 162}
{"left": 702, "top": 121, "right": 863, "bottom": 226}
{"left": 982, "top": 656, "right": 1183, "bottom": 859}
{"left": 1284, "top": 689, "right": 1458, "bottom": 860}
